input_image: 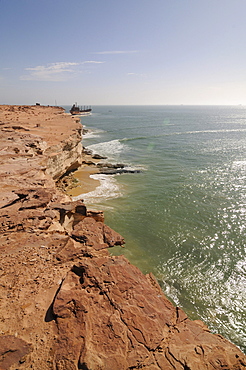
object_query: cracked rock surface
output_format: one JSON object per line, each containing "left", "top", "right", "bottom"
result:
{"left": 0, "top": 105, "right": 245, "bottom": 370}
{"left": 53, "top": 256, "right": 246, "bottom": 370}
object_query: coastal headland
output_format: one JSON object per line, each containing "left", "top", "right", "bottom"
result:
{"left": 0, "top": 105, "right": 245, "bottom": 369}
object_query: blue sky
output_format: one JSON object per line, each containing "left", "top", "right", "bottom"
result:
{"left": 1, "top": 0, "right": 246, "bottom": 105}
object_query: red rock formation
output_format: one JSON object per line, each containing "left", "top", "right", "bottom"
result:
{"left": 71, "top": 217, "right": 124, "bottom": 249}
{"left": 0, "top": 105, "right": 245, "bottom": 369}
{"left": 53, "top": 255, "right": 246, "bottom": 370}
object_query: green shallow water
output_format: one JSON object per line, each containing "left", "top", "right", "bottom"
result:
{"left": 64, "top": 105, "right": 246, "bottom": 352}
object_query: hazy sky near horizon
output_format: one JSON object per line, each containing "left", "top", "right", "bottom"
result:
{"left": 1, "top": 0, "right": 246, "bottom": 105}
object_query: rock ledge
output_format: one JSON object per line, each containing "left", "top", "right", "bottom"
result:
{"left": 0, "top": 105, "right": 245, "bottom": 370}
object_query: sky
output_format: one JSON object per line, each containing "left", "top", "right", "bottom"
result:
{"left": 1, "top": 0, "right": 246, "bottom": 106}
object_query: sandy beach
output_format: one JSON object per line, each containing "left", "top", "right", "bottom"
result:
{"left": 67, "top": 165, "right": 100, "bottom": 197}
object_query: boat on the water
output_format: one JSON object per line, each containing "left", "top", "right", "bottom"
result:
{"left": 70, "top": 103, "right": 92, "bottom": 116}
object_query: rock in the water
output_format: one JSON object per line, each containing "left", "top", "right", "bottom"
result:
{"left": 99, "top": 168, "right": 141, "bottom": 175}
{"left": 92, "top": 153, "right": 107, "bottom": 160}
{"left": 96, "top": 162, "right": 125, "bottom": 169}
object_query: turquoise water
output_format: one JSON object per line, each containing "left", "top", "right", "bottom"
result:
{"left": 65, "top": 105, "right": 246, "bottom": 352}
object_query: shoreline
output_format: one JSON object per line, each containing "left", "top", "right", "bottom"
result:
{"left": 61, "top": 146, "right": 127, "bottom": 203}
{"left": 56, "top": 154, "right": 101, "bottom": 198}
{"left": 0, "top": 104, "right": 245, "bottom": 369}
{"left": 68, "top": 166, "right": 100, "bottom": 197}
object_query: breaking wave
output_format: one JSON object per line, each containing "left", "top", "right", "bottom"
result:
{"left": 72, "top": 174, "right": 123, "bottom": 204}
{"left": 87, "top": 139, "right": 129, "bottom": 160}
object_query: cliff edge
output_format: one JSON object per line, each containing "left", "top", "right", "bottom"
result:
{"left": 0, "top": 105, "right": 245, "bottom": 370}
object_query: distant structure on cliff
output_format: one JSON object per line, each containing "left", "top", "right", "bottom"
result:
{"left": 70, "top": 103, "right": 92, "bottom": 116}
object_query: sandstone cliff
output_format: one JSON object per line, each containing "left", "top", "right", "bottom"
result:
{"left": 0, "top": 105, "right": 245, "bottom": 370}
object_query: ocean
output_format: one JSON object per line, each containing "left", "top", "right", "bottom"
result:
{"left": 64, "top": 105, "right": 246, "bottom": 352}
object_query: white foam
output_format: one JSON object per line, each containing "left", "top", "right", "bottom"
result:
{"left": 72, "top": 174, "right": 122, "bottom": 204}
{"left": 169, "top": 128, "right": 246, "bottom": 136}
{"left": 121, "top": 164, "right": 147, "bottom": 173}
{"left": 82, "top": 128, "right": 104, "bottom": 139}
{"left": 87, "top": 139, "right": 128, "bottom": 159}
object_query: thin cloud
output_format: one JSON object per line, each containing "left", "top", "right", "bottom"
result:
{"left": 94, "top": 50, "right": 140, "bottom": 55}
{"left": 82, "top": 61, "right": 105, "bottom": 64}
{"left": 20, "top": 61, "right": 104, "bottom": 81}
{"left": 20, "top": 62, "right": 79, "bottom": 81}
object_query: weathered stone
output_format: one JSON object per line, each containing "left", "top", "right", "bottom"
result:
{"left": 50, "top": 200, "right": 86, "bottom": 215}
{"left": 92, "top": 153, "right": 107, "bottom": 159}
{"left": 87, "top": 209, "right": 104, "bottom": 222}
{"left": 1, "top": 105, "right": 246, "bottom": 370}
{"left": 71, "top": 217, "right": 125, "bottom": 249}
{"left": 55, "top": 237, "right": 98, "bottom": 263}
{"left": 0, "top": 191, "right": 19, "bottom": 209}
{"left": 82, "top": 160, "right": 96, "bottom": 166}
{"left": 96, "top": 162, "right": 125, "bottom": 169}
{"left": 53, "top": 257, "right": 246, "bottom": 370}
{"left": 0, "top": 335, "right": 32, "bottom": 369}
{"left": 17, "top": 188, "right": 53, "bottom": 209}
{"left": 99, "top": 167, "right": 141, "bottom": 175}
{"left": 82, "top": 146, "right": 93, "bottom": 155}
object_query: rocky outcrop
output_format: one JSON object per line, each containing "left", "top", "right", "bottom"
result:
{"left": 53, "top": 256, "right": 246, "bottom": 370}
{"left": 0, "top": 105, "right": 245, "bottom": 370}
{"left": 97, "top": 162, "right": 142, "bottom": 175}
{"left": 0, "top": 105, "right": 83, "bottom": 207}
{"left": 45, "top": 133, "right": 83, "bottom": 180}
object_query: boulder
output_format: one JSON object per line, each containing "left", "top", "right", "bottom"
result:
{"left": 92, "top": 153, "right": 107, "bottom": 160}
{"left": 71, "top": 217, "right": 125, "bottom": 250}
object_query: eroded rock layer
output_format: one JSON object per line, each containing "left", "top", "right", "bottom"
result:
{"left": 0, "top": 105, "right": 245, "bottom": 370}
{"left": 54, "top": 257, "right": 246, "bottom": 370}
